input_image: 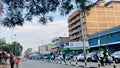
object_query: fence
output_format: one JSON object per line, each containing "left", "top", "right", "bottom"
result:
{"left": 46, "top": 59, "right": 120, "bottom": 68}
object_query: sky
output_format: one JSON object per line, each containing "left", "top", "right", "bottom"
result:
{"left": 0, "top": 17, "right": 69, "bottom": 53}
{"left": 0, "top": 0, "right": 110, "bottom": 53}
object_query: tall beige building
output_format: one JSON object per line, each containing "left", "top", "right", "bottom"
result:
{"left": 68, "top": 0, "right": 120, "bottom": 42}
{"left": 38, "top": 44, "right": 52, "bottom": 53}
{"left": 0, "top": 2, "right": 2, "bottom": 15}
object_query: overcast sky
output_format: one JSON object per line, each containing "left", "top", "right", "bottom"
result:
{"left": 0, "top": 17, "right": 69, "bottom": 52}
{"left": 0, "top": 0, "right": 110, "bottom": 53}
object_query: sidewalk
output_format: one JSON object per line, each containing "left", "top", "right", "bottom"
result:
{"left": 0, "top": 63, "right": 22, "bottom": 68}
{"left": 0, "top": 64, "right": 10, "bottom": 68}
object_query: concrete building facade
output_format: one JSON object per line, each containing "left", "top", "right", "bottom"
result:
{"left": 0, "top": 2, "right": 2, "bottom": 15}
{"left": 68, "top": 0, "right": 120, "bottom": 42}
{"left": 51, "top": 37, "right": 69, "bottom": 46}
{"left": 38, "top": 44, "right": 52, "bottom": 53}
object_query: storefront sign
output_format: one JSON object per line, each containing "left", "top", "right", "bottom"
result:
{"left": 64, "top": 42, "right": 89, "bottom": 48}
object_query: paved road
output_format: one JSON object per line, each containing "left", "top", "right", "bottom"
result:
{"left": 21, "top": 60, "right": 80, "bottom": 68}
{"left": 20, "top": 59, "right": 120, "bottom": 68}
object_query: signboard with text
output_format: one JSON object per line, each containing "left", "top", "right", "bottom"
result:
{"left": 64, "top": 42, "right": 89, "bottom": 48}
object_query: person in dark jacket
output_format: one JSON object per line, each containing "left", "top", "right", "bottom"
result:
{"left": 10, "top": 54, "right": 14, "bottom": 68}
{"left": 62, "top": 52, "right": 66, "bottom": 63}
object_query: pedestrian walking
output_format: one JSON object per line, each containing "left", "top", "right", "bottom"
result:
{"left": 10, "top": 54, "right": 14, "bottom": 68}
{"left": 62, "top": 52, "right": 66, "bottom": 63}
{"left": 103, "top": 49, "right": 111, "bottom": 65}
{"left": 14, "top": 58, "right": 20, "bottom": 68}
{"left": 99, "top": 48, "right": 104, "bottom": 66}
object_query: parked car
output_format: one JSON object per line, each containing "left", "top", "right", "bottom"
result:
{"left": 74, "top": 52, "right": 97, "bottom": 62}
{"left": 75, "top": 53, "right": 84, "bottom": 61}
{"left": 55, "top": 54, "right": 73, "bottom": 60}
{"left": 75, "top": 51, "right": 113, "bottom": 62}
{"left": 65, "top": 54, "right": 73, "bottom": 60}
{"left": 74, "top": 53, "right": 88, "bottom": 61}
{"left": 111, "top": 51, "right": 120, "bottom": 63}
{"left": 86, "top": 52, "right": 95, "bottom": 62}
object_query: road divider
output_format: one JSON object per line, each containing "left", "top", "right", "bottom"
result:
{"left": 44, "top": 59, "right": 120, "bottom": 68}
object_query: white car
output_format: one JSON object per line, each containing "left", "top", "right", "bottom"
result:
{"left": 74, "top": 52, "right": 97, "bottom": 62}
{"left": 111, "top": 51, "right": 120, "bottom": 63}
{"left": 75, "top": 53, "right": 84, "bottom": 61}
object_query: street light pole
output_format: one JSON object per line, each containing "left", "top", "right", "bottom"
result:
{"left": 14, "top": 33, "right": 17, "bottom": 55}
{"left": 14, "top": 34, "right": 16, "bottom": 42}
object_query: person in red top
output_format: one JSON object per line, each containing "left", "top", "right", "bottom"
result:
{"left": 14, "top": 58, "right": 20, "bottom": 68}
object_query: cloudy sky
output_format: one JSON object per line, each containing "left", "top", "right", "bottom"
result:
{"left": 0, "top": 16, "right": 69, "bottom": 52}
{"left": 0, "top": 0, "right": 110, "bottom": 53}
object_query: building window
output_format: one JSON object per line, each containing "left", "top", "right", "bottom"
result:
{"left": 118, "top": 32, "right": 120, "bottom": 36}
{"left": 106, "top": 34, "right": 112, "bottom": 38}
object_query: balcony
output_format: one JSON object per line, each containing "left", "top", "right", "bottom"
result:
{"left": 69, "top": 22, "right": 80, "bottom": 30}
{"left": 68, "top": 16, "right": 80, "bottom": 26}
{"left": 69, "top": 29, "right": 80, "bottom": 35}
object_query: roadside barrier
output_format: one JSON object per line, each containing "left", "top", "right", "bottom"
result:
{"left": 69, "top": 60, "right": 71, "bottom": 65}
{"left": 75, "top": 57, "right": 78, "bottom": 65}
{"left": 47, "top": 58, "right": 118, "bottom": 68}
{"left": 97, "top": 59, "right": 101, "bottom": 68}
{"left": 112, "top": 57, "right": 116, "bottom": 68}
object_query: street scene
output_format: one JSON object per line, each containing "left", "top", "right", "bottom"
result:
{"left": 0, "top": 0, "right": 120, "bottom": 68}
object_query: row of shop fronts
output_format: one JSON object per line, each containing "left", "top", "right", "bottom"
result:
{"left": 60, "top": 25, "right": 120, "bottom": 54}
{"left": 38, "top": 25, "right": 120, "bottom": 55}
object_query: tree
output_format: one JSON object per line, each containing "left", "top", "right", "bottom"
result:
{"left": 0, "top": 38, "right": 9, "bottom": 52}
{"left": 1, "top": 0, "right": 97, "bottom": 27}
{"left": 9, "top": 41, "right": 23, "bottom": 56}
{"left": 0, "top": 38, "right": 6, "bottom": 46}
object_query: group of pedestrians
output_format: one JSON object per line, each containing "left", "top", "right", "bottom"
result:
{"left": 97, "top": 48, "right": 111, "bottom": 66}
{"left": 0, "top": 51, "right": 20, "bottom": 68}
{"left": 10, "top": 54, "right": 20, "bottom": 68}
{"left": 47, "top": 52, "right": 67, "bottom": 64}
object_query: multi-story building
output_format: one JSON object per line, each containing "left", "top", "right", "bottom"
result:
{"left": 51, "top": 37, "right": 69, "bottom": 46}
{"left": 0, "top": 2, "right": 2, "bottom": 23}
{"left": 68, "top": 0, "right": 120, "bottom": 42}
{"left": 51, "top": 37, "right": 69, "bottom": 54}
{"left": 88, "top": 25, "right": 120, "bottom": 53}
{"left": 38, "top": 44, "right": 52, "bottom": 53}
{"left": 0, "top": 2, "right": 2, "bottom": 14}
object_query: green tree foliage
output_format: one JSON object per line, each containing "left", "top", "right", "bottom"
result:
{"left": 9, "top": 41, "right": 23, "bottom": 56}
{"left": 1, "top": 0, "right": 97, "bottom": 27}
{"left": 0, "top": 38, "right": 10, "bottom": 52}
{"left": 0, "top": 38, "right": 23, "bottom": 55}
{"left": 0, "top": 38, "right": 6, "bottom": 46}
{"left": 0, "top": 45, "right": 10, "bottom": 53}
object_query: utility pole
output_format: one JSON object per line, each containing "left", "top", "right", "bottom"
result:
{"left": 79, "top": 10, "right": 87, "bottom": 66}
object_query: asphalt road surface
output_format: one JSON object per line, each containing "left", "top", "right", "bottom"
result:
{"left": 21, "top": 60, "right": 80, "bottom": 68}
